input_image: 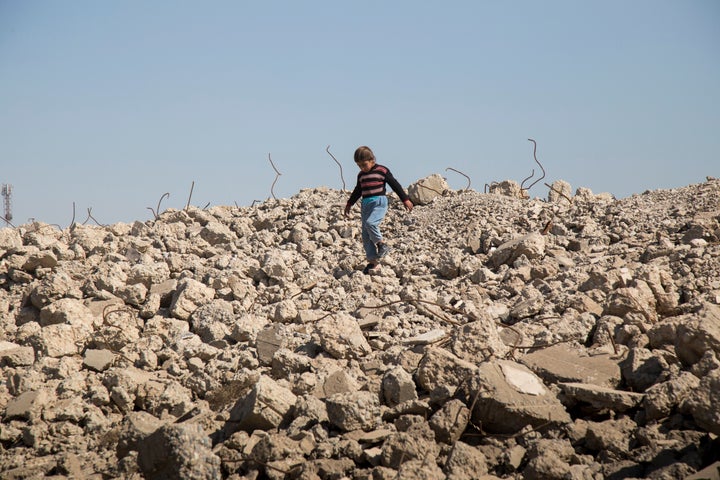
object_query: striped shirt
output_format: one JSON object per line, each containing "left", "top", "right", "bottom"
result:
{"left": 346, "top": 164, "right": 410, "bottom": 208}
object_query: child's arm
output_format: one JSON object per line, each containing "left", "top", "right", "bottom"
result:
{"left": 344, "top": 184, "right": 362, "bottom": 216}
{"left": 386, "top": 170, "right": 413, "bottom": 211}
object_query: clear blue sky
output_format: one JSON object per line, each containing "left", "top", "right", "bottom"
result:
{"left": 1, "top": 1, "right": 718, "bottom": 227}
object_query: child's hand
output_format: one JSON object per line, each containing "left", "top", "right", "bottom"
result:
{"left": 343, "top": 205, "right": 351, "bottom": 217}
{"left": 403, "top": 199, "right": 413, "bottom": 212}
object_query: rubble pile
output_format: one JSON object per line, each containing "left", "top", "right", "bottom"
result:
{"left": 0, "top": 175, "right": 719, "bottom": 479}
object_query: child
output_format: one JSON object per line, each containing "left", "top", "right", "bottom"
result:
{"left": 344, "top": 146, "right": 413, "bottom": 274}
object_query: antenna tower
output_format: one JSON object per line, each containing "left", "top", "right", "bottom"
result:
{"left": 1, "top": 184, "right": 12, "bottom": 226}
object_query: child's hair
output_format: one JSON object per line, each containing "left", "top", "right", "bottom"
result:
{"left": 354, "top": 146, "right": 375, "bottom": 163}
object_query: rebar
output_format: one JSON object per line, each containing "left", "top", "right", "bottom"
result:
{"left": 326, "top": 145, "right": 346, "bottom": 191}
{"left": 185, "top": 182, "right": 195, "bottom": 211}
{"left": 524, "top": 138, "right": 546, "bottom": 191}
{"left": 446, "top": 167, "right": 471, "bottom": 191}
{"left": 148, "top": 192, "right": 169, "bottom": 220}
{"left": 268, "top": 153, "right": 282, "bottom": 200}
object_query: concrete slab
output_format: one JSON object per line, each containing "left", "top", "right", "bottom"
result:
{"left": 468, "top": 360, "right": 571, "bottom": 434}
{"left": 402, "top": 329, "right": 447, "bottom": 346}
{"left": 521, "top": 344, "right": 622, "bottom": 388}
{"left": 559, "top": 382, "right": 644, "bottom": 412}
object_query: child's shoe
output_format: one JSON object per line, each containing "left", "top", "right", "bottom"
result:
{"left": 377, "top": 242, "right": 391, "bottom": 259}
{"left": 363, "top": 263, "right": 380, "bottom": 275}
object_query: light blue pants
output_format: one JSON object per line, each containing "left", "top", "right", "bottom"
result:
{"left": 361, "top": 196, "right": 388, "bottom": 261}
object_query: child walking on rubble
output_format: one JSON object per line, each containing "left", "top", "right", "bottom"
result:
{"left": 344, "top": 145, "right": 413, "bottom": 274}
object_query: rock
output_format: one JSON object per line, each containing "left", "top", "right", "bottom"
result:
{"left": 137, "top": 422, "right": 221, "bottom": 480}
{"left": 407, "top": 174, "right": 450, "bottom": 205}
{"left": 450, "top": 318, "right": 509, "bottom": 362}
{"left": 686, "top": 461, "right": 720, "bottom": 480}
{"left": 675, "top": 303, "right": 720, "bottom": 366}
{"left": 681, "top": 367, "right": 720, "bottom": 435}
{"left": 644, "top": 371, "right": 701, "bottom": 420}
{"left": 444, "top": 441, "right": 489, "bottom": 479}
{"left": 83, "top": 348, "right": 115, "bottom": 372}
{"left": 429, "top": 398, "right": 469, "bottom": 444}
{"left": 0, "top": 341, "right": 35, "bottom": 366}
{"left": 326, "top": 391, "right": 380, "bottom": 432}
{"left": 416, "top": 347, "right": 478, "bottom": 395}
{"left": 619, "top": 347, "right": 672, "bottom": 392}
{"left": 169, "top": 278, "right": 215, "bottom": 321}
{"left": 489, "top": 232, "right": 546, "bottom": 268}
{"left": 584, "top": 416, "right": 636, "bottom": 456}
{"left": 4, "top": 389, "right": 50, "bottom": 421}
{"left": 402, "top": 328, "right": 447, "bottom": 346}
{"left": 229, "top": 375, "right": 297, "bottom": 432}
{"left": 463, "top": 360, "right": 571, "bottom": 434}
{"left": 190, "top": 299, "right": 234, "bottom": 345}
{"left": 520, "top": 343, "right": 622, "bottom": 388}
{"left": 380, "top": 421, "right": 439, "bottom": 469}
{"left": 488, "top": 179, "right": 524, "bottom": 198}
{"left": 547, "top": 179, "right": 572, "bottom": 204}
{"left": 381, "top": 366, "right": 418, "bottom": 407}
{"left": 559, "top": 382, "right": 645, "bottom": 413}
{"left": 116, "top": 411, "right": 165, "bottom": 459}
{"left": 314, "top": 313, "right": 372, "bottom": 360}
{"left": 522, "top": 438, "right": 577, "bottom": 480}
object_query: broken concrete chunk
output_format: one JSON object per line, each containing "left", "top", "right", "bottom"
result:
{"left": 416, "top": 347, "right": 478, "bottom": 395}
{"left": 520, "top": 343, "right": 622, "bottom": 388}
{"left": 559, "top": 382, "right": 644, "bottom": 412}
{"left": 314, "top": 313, "right": 372, "bottom": 360}
{"left": 4, "top": 389, "right": 51, "bottom": 421}
{"left": 464, "top": 360, "right": 571, "bottom": 434}
{"left": 0, "top": 340, "right": 35, "bottom": 366}
{"left": 381, "top": 366, "right": 418, "bottom": 407}
{"left": 401, "top": 328, "right": 446, "bottom": 346}
{"left": 407, "top": 174, "right": 450, "bottom": 205}
{"left": 680, "top": 367, "right": 720, "bottom": 435}
{"left": 83, "top": 348, "right": 115, "bottom": 372}
{"left": 489, "top": 232, "right": 546, "bottom": 268}
{"left": 169, "top": 278, "right": 215, "bottom": 321}
{"left": 229, "top": 375, "right": 297, "bottom": 432}
{"left": 325, "top": 391, "right": 380, "bottom": 432}
{"left": 429, "top": 398, "right": 469, "bottom": 444}
{"left": 675, "top": 303, "right": 720, "bottom": 367}
{"left": 137, "top": 422, "right": 221, "bottom": 480}
{"left": 451, "top": 318, "right": 509, "bottom": 362}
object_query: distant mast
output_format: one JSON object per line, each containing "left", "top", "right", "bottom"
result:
{"left": 1, "top": 184, "right": 12, "bottom": 226}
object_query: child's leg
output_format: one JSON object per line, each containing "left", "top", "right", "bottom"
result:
{"left": 361, "top": 222, "right": 376, "bottom": 260}
{"left": 361, "top": 197, "right": 388, "bottom": 260}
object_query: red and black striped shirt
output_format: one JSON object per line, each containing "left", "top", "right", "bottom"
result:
{"left": 346, "top": 164, "right": 410, "bottom": 208}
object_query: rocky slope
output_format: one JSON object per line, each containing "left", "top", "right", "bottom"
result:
{"left": 0, "top": 175, "right": 719, "bottom": 479}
